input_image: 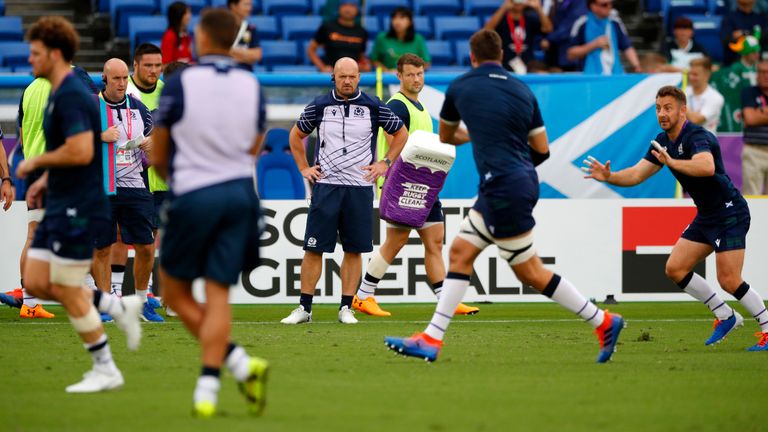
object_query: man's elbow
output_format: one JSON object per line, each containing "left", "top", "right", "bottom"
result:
{"left": 566, "top": 48, "right": 579, "bottom": 61}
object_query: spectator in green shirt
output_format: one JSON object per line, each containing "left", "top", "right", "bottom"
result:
{"left": 370, "top": 7, "right": 431, "bottom": 71}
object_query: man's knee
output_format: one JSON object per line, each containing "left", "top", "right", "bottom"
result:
{"left": 665, "top": 260, "right": 687, "bottom": 283}
{"left": 133, "top": 243, "right": 154, "bottom": 259}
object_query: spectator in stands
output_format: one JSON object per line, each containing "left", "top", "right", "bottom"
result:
{"left": 639, "top": 52, "right": 668, "bottom": 73}
{"left": 711, "top": 35, "right": 760, "bottom": 132}
{"left": 161, "top": 1, "right": 194, "bottom": 65}
{"left": 308, "top": 0, "right": 370, "bottom": 72}
{"left": 485, "top": 0, "right": 552, "bottom": 74}
{"left": 740, "top": 60, "right": 768, "bottom": 195}
{"left": 543, "top": 0, "right": 588, "bottom": 71}
{"left": 321, "top": 0, "right": 361, "bottom": 25}
{"left": 566, "top": 0, "right": 640, "bottom": 75}
{"left": 685, "top": 57, "right": 724, "bottom": 135}
{"left": 370, "top": 7, "right": 430, "bottom": 71}
{"left": 721, "top": 0, "right": 768, "bottom": 65}
{"left": 662, "top": 17, "right": 709, "bottom": 71}
{"left": 228, "top": 0, "right": 262, "bottom": 69}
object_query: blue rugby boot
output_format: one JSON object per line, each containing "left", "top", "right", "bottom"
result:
{"left": 595, "top": 311, "right": 625, "bottom": 363}
{"left": 705, "top": 312, "right": 743, "bottom": 345}
{"left": 140, "top": 301, "right": 165, "bottom": 322}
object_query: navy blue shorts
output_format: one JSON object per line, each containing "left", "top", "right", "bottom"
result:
{"left": 32, "top": 213, "right": 110, "bottom": 261}
{"left": 425, "top": 199, "right": 445, "bottom": 223}
{"left": 681, "top": 207, "right": 751, "bottom": 252}
{"left": 473, "top": 171, "right": 538, "bottom": 238}
{"left": 160, "top": 178, "right": 261, "bottom": 286}
{"left": 94, "top": 187, "right": 155, "bottom": 248}
{"left": 304, "top": 183, "right": 373, "bottom": 253}
{"left": 152, "top": 191, "right": 169, "bottom": 230}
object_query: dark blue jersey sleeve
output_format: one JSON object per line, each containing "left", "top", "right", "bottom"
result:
{"left": 439, "top": 84, "right": 460, "bottom": 124}
{"left": 614, "top": 19, "right": 632, "bottom": 51}
{"left": 690, "top": 131, "right": 713, "bottom": 156}
{"left": 530, "top": 96, "right": 544, "bottom": 132}
{"left": 387, "top": 99, "right": 410, "bottom": 130}
{"left": 296, "top": 99, "right": 319, "bottom": 134}
{"left": 156, "top": 71, "right": 184, "bottom": 129}
{"left": 377, "top": 101, "right": 404, "bottom": 134}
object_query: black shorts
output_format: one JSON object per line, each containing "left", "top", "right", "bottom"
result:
{"left": 161, "top": 178, "right": 261, "bottom": 285}
{"left": 152, "top": 191, "right": 169, "bottom": 230}
{"left": 93, "top": 187, "right": 155, "bottom": 248}
{"left": 32, "top": 213, "right": 110, "bottom": 261}
{"left": 681, "top": 206, "right": 751, "bottom": 252}
{"left": 304, "top": 183, "right": 374, "bottom": 253}
{"left": 473, "top": 171, "right": 539, "bottom": 238}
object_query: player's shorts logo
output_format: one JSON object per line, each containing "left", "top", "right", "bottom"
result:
{"left": 307, "top": 237, "right": 317, "bottom": 247}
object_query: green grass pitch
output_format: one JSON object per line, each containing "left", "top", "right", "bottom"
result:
{"left": 0, "top": 302, "right": 765, "bottom": 432}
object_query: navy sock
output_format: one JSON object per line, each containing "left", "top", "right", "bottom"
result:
{"left": 111, "top": 264, "right": 126, "bottom": 273}
{"left": 300, "top": 293, "right": 313, "bottom": 313}
{"left": 201, "top": 366, "right": 221, "bottom": 378}
{"left": 92, "top": 290, "right": 103, "bottom": 308}
{"left": 340, "top": 295, "right": 353, "bottom": 310}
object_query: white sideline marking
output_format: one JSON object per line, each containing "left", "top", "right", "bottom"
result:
{"left": 0, "top": 318, "right": 711, "bottom": 326}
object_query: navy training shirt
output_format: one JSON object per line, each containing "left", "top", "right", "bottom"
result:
{"left": 439, "top": 63, "right": 544, "bottom": 183}
{"left": 43, "top": 72, "right": 107, "bottom": 217}
{"left": 644, "top": 122, "right": 745, "bottom": 217}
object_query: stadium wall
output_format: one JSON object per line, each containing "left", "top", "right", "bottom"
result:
{"left": 1, "top": 198, "right": 766, "bottom": 303}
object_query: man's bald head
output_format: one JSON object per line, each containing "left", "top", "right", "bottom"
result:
{"left": 102, "top": 58, "right": 129, "bottom": 101}
{"left": 333, "top": 57, "right": 360, "bottom": 98}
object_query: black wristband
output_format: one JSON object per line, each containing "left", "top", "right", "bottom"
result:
{"left": 530, "top": 150, "right": 550, "bottom": 167}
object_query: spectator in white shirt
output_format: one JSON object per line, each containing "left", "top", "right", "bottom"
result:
{"left": 685, "top": 57, "right": 725, "bottom": 135}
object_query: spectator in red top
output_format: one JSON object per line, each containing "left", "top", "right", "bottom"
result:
{"left": 161, "top": 1, "right": 194, "bottom": 65}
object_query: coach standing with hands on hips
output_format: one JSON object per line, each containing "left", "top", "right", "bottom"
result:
{"left": 281, "top": 57, "right": 408, "bottom": 325}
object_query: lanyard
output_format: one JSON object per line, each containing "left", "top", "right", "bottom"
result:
{"left": 506, "top": 12, "right": 526, "bottom": 55}
{"left": 100, "top": 93, "right": 132, "bottom": 140}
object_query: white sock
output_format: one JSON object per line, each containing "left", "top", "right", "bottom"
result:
{"left": 148, "top": 271, "right": 154, "bottom": 294}
{"left": 194, "top": 374, "right": 221, "bottom": 405}
{"left": 84, "top": 273, "right": 97, "bottom": 291}
{"left": 84, "top": 334, "right": 118, "bottom": 373}
{"left": 225, "top": 344, "right": 252, "bottom": 382}
{"left": 734, "top": 282, "right": 768, "bottom": 332}
{"left": 22, "top": 288, "right": 37, "bottom": 308}
{"left": 93, "top": 290, "right": 126, "bottom": 317}
{"left": 424, "top": 273, "right": 469, "bottom": 341}
{"left": 136, "top": 289, "right": 148, "bottom": 303}
{"left": 545, "top": 274, "right": 605, "bottom": 328}
{"left": 111, "top": 270, "right": 124, "bottom": 297}
{"left": 679, "top": 272, "right": 733, "bottom": 320}
{"left": 357, "top": 251, "right": 390, "bottom": 300}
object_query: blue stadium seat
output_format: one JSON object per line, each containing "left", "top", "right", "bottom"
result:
{"left": 128, "top": 16, "right": 165, "bottom": 54}
{"left": 434, "top": 16, "right": 480, "bottom": 40}
{"left": 301, "top": 40, "right": 325, "bottom": 64}
{"left": 707, "top": 0, "right": 726, "bottom": 14}
{"left": 262, "top": 0, "right": 310, "bottom": 15}
{"left": 261, "top": 40, "right": 299, "bottom": 65}
{"left": 382, "top": 15, "right": 433, "bottom": 39}
{"left": 257, "top": 153, "right": 306, "bottom": 199}
{"left": 365, "top": 16, "right": 382, "bottom": 39}
{"left": 270, "top": 65, "right": 319, "bottom": 73}
{"left": 688, "top": 14, "right": 723, "bottom": 62}
{"left": 428, "top": 65, "right": 469, "bottom": 73}
{"left": 0, "top": 42, "right": 29, "bottom": 68}
{"left": 454, "top": 40, "right": 470, "bottom": 65}
{"left": 414, "top": 0, "right": 462, "bottom": 16}
{"left": 365, "top": 0, "right": 410, "bottom": 17}
{"left": 12, "top": 65, "right": 32, "bottom": 74}
{"left": 312, "top": 0, "right": 327, "bottom": 14}
{"left": 0, "top": 17, "right": 23, "bottom": 41}
{"left": 0, "top": 0, "right": 6, "bottom": 15}
{"left": 249, "top": 15, "right": 280, "bottom": 40}
{"left": 264, "top": 128, "right": 291, "bottom": 152}
{"left": 662, "top": 0, "right": 708, "bottom": 32}
{"left": 644, "top": 0, "right": 663, "bottom": 13}
{"left": 464, "top": 0, "right": 499, "bottom": 16}
{"left": 160, "top": 0, "right": 206, "bottom": 14}
{"left": 426, "top": 40, "right": 454, "bottom": 65}
{"left": 209, "top": 0, "right": 262, "bottom": 10}
{"left": 111, "top": 0, "right": 157, "bottom": 38}
{"left": 282, "top": 16, "right": 322, "bottom": 40}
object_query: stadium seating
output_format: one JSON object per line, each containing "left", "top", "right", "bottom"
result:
{"left": 270, "top": 65, "right": 319, "bottom": 73}
{"left": 129, "top": 16, "right": 165, "bottom": 53}
{"left": 261, "top": 40, "right": 299, "bottom": 65}
{"left": 454, "top": 39, "right": 470, "bottom": 65}
{"left": 0, "top": 0, "right": 5, "bottom": 16}
{"left": 281, "top": 15, "right": 322, "bottom": 40}
{"left": 688, "top": 14, "right": 724, "bottom": 62}
{"left": 707, "top": 0, "right": 726, "bottom": 14}
{"left": 301, "top": 40, "right": 324, "bottom": 64}
{"left": 264, "top": 127, "right": 291, "bottom": 152}
{"left": 0, "top": 16, "right": 22, "bottom": 41}
{"left": 426, "top": 40, "right": 453, "bottom": 65}
{"left": 0, "top": 42, "right": 29, "bottom": 68}
{"left": 160, "top": 0, "right": 206, "bottom": 14}
{"left": 434, "top": 16, "right": 481, "bottom": 40}
{"left": 428, "top": 65, "right": 469, "bottom": 73}
{"left": 413, "top": 0, "right": 462, "bottom": 16}
{"left": 381, "top": 15, "right": 433, "bottom": 39}
{"left": 365, "top": 16, "right": 383, "bottom": 40}
{"left": 262, "top": 0, "right": 310, "bottom": 16}
{"left": 250, "top": 15, "right": 280, "bottom": 40}
{"left": 257, "top": 153, "right": 305, "bottom": 199}
{"left": 112, "top": 0, "right": 157, "bottom": 38}
{"left": 365, "top": 0, "right": 410, "bottom": 17}
{"left": 312, "top": 0, "right": 327, "bottom": 14}
{"left": 464, "top": 0, "right": 499, "bottom": 17}
{"left": 662, "top": 0, "right": 708, "bottom": 31}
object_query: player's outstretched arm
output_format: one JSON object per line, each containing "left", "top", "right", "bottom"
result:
{"left": 581, "top": 156, "right": 660, "bottom": 186}
{"left": 438, "top": 119, "right": 464, "bottom": 146}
